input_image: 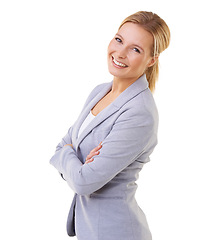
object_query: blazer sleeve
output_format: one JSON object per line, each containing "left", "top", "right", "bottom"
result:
{"left": 55, "top": 83, "right": 109, "bottom": 152}
{"left": 52, "top": 126, "right": 73, "bottom": 180}
{"left": 55, "top": 126, "right": 73, "bottom": 152}
{"left": 51, "top": 83, "right": 108, "bottom": 180}
{"left": 50, "top": 107, "right": 158, "bottom": 196}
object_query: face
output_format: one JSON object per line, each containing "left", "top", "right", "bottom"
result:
{"left": 107, "top": 22, "right": 156, "bottom": 82}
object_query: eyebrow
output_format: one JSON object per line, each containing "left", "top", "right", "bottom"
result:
{"left": 115, "top": 33, "right": 144, "bottom": 52}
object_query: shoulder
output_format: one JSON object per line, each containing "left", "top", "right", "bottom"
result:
{"left": 89, "top": 82, "right": 110, "bottom": 95}
{"left": 117, "top": 88, "right": 158, "bottom": 128}
{"left": 137, "top": 88, "right": 158, "bottom": 117}
{"left": 84, "top": 82, "right": 111, "bottom": 105}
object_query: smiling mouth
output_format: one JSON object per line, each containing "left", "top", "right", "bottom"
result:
{"left": 112, "top": 56, "right": 128, "bottom": 68}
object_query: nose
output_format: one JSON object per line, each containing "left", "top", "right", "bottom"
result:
{"left": 117, "top": 47, "right": 127, "bottom": 59}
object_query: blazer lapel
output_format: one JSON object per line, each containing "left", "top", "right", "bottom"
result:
{"left": 73, "top": 82, "right": 112, "bottom": 148}
{"left": 74, "top": 74, "right": 148, "bottom": 151}
{"left": 112, "top": 74, "right": 148, "bottom": 109}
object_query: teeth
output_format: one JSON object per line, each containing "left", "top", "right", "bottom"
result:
{"left": 112, "top": 57, "right": 127, "bottom": 67}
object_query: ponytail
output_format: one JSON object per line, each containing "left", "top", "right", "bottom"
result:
{"left": 145, "top": 61, "right": 159, "bottom": 92}
{"left": 119, "top": 11, "right": 170, "bottom": 93}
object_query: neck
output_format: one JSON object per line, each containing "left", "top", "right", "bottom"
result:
{"left": 111, "top": 76, "right": 139, "bottom": 94}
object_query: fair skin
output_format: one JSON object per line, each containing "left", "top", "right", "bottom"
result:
{"left": 65, "top": 22, "right": 158, "bottom": 163}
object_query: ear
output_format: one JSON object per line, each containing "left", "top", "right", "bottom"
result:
{"left": 147, "top": 55, "right": 159, "bottom": 68}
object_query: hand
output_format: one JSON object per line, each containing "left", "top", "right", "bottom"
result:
{"left": 64, "top": 144, "right": 73, "bottom": 148}
{"left": 85, "top": 142, "right": 102, "bottom": 164}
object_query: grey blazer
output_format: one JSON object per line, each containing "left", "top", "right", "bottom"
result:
{"left": 50, "top": 74, "right": 158, "bottom": 240}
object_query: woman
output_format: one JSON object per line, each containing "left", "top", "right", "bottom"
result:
{"left": 50, "top": 11, "right": 170, "bottom": 240}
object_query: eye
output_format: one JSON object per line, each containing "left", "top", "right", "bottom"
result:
{"left": 115, "top": 37, "right": 122, "bottom": 43}
{"left": 133, "top": 47, "right": 141, "bottom": 53}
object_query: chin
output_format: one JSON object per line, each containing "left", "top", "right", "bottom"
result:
{"left": 107, "top": 67, "right": 127, "bottom": 79}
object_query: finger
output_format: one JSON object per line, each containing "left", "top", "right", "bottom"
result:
{"left": 85, "top": 158, "right": 94, "bottom": 164}
{"left": 90, "top": 143, "right": 102, "bottom": 153}
{"left": 87, "top": 150, "right": 100, "bottom": 160}
{"left": 64, "top": 144, "right": 73, "bottom": 148}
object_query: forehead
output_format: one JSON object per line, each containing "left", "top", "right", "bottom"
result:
{"left": 117, "top": 22, "right": 153, "bottom": 49}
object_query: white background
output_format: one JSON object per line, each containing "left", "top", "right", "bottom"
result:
{"left": 0, "top": 0, "right": 196, "bottom": 239}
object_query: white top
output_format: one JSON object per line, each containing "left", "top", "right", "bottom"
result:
{"left": 78, "top": 111, "right": 95, "bottom": 138}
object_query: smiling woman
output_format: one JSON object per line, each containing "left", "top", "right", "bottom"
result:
{"left": 117, "top": 11, "right": 170, "bottom": 92}
{"left": 108, "top": 22, "right": 156, "bottom": 86}
{"left": 50, "top": 11, "right": 170, "bottom": 240}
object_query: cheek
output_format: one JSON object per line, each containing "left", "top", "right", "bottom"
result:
{"left": 107, "top": 40, "right": 115, "bottom": 55}
{"left": 128, "top": 55, "right": 142, "bottom": 66}
{"left": 128, "top": 55, "right": 148, "bottom": 71}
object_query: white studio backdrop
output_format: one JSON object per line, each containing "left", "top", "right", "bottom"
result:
{"left": 0, "top": 0, "right": 196, "bottom": 239}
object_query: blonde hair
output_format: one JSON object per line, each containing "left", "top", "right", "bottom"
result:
{"left": 119, "top": 11, "right": 170, "bottom": 92}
